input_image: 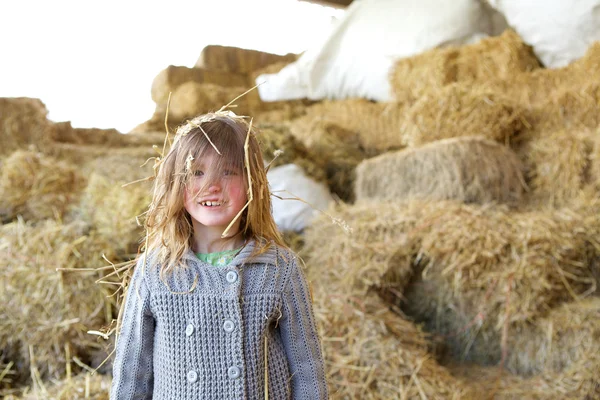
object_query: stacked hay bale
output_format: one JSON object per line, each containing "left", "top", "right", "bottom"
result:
{"left": 133, "top": 46, "right": 304, "bottom": 133}
{"left": 0, "top": 98, "right": 154, "bottom": 397}
{"left": 0, "top": 98, "right": 54, "bottom": 157}
{"left": 0, "top": 219, "right": 116, "bottom": 385}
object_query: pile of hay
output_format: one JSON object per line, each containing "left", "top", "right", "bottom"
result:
{"left": 0, "top": 150, "right": 87, "bottom": 222}
{"left": 517, "top": 127, "right": 599, "bottom": 207}
{"left": 5, "top": 372, "right": 110, "bottom": 400}
{"left": 295, "top": 99, "right": 407, "bottom": 152}
{"left": 480, "top": 42, "right": 600, "bottom": 109}
{"left": 195, "top": 45, "right": 297, "bottom": 74}
{"left": 150, "top": 65, "right": 248, "bottom": 106}
{"left": 391, "top": 29, "right": 541, "bottom": 103}
{"left": 305, "top": 199, "right": 599, "bottom": 370}
{"left": 74, "top": 173, "right": 150, "bottom": 257}
{"left": 0, "top": 98, "right": 53, "bottom": 157}
{"left": 507, "top": 297, "right": 600, "bottom": 376}
{"left": 169, "top": 82, "right": 255, "bottom": 122}
{"left": 256, "top": 123, "right": 326, "bottom": 183}
{"left": 0, "top": 219, "right": 116, "bottom": 386}
{"left": 355, "top": 136, "right": 526, "bottom": 204}
{"left": 289, "top": 118, "right": 374, "bottom": 201}
{"left": 401, "top": 84, "right": 524, "bottom": 147}
{"left": 311, "top": 287, "right": 474, "bottom": 399}
{"left": 403, "top": 201, "right": 598, "bottom": 366}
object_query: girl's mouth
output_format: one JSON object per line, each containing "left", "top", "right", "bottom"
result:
{"left": 199, "top": 201, "right": 222, "bottom": 207}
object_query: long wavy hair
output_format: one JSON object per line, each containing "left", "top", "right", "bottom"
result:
{"left": 143, "top": 111, "right": 286, "bottom": 277}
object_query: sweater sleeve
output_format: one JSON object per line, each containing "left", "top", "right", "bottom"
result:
{"left": 110, "top": 257, "right": 155, "bottom": 400}
{"left": 280, "top": 254, "right": 329, "bottom": 400}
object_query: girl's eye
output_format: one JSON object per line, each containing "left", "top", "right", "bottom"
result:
{"left": 193, "top": 170, "right": 204, "bottom": 177}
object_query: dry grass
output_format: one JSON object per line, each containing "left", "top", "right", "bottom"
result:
{"left": 390, "top": 29, "right": 540, "bottom": 103}
{"left": 5, "top": 372, "right": 111, "bottom": 400}
{"left": 0, "top": 150, "right": 87, "bottom": 222}
{"left": 0, "top": 219, "right": 117, "bottom": 387}
{"left": 401, "top": 84, "right": 524, "bottom": 147}
{"left": 289, "top": 118, "right": 375, "bottom": 202}
{"left": 403, "top": 200, "right": 599, "bottom": 366}
{"left": 305, "top": 199, "right": 599, "bottom": 370}
{"left": 256, "top": 122, "right": 326, "bottom": 183}
{"left": 150, "top": 65, "right": 248, "bottom": 106}
{"left": 507, "top": 297, "right": 600, "bottom": 376}
{"left": 0, "top": 98, "right": 53, "bottom": 157}
{"left": 451, "top": 353, "right": 600, "bottom": 400}
{"left": 169, "top": 82, "right": 256, "bottom": 122}
{"left": 73, "top": 173, "right": 150, "bottom": 256}
{"left": 480, "top": 42, "right": 600, "bottom": 109}
{"left": 355, "top": 136, "right": 526, "bottom": 205}
{"left": 517, "top": 127, "right": 598, "bottom": 207}
{"left": 195, "top": 45, "right": 297, "bottom": 74}
{"left": 294, "top": 99, "right": 408, "bottom": 153}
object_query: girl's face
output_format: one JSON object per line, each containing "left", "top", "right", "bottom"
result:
{"left": 183, "top": 151, "right": 248, "bottom": 237}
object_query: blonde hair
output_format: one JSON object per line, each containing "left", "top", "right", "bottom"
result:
{"left": 144, "top": 111, "right": 286, "bottom": 277}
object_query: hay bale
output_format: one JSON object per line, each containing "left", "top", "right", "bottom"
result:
{"left": 0, "top": 98, "right": 53, "bottom": 157}
{"left": 74, "top": 173, "right": 150, "bottom": 256}
{"left": 517, "top": 128, "right": 598, "bottom": 207}
{"left": 522, "top": 82, "right": 600, "bottom": 137}
{"left": 195, "top": 45, "right": 297, "bottom": 74}
{"left": 150, "top": 65, "right": 248, "bottom": 106}
{"left": 355, "top": 136, "right": 526, "bottom": 204}
{"left": 0, "top": 150, "right": 86, "bottom": 222}
{"left": 402, "top": 84, "right": 524, "bottom": 147}
{"left": 169, "top": 82, "right": 256, "bottom": 121}
{"left": 391, "top": 29, "right": 541, "bottom": 103}
{"left": 44, "top": 143, "right": 156, "bottom": 186}
{"left": 51, "top": 121, "right": 165, "bottom": 146}
{"left": 451, "top": 359, "right": 600, "bottom": 400}
{"left": 402, "top": 201, "right": 598, "bottom": 366}
{"left": 0, "top": 219, "right": 116, "bottom": 385}
{"left": 311, "top": 288, "right": 474, "bottom": 399}
{"left": 306, "top": 198, "right": 599, "bottom": 367}
{"left": 257, "top": 123, "right": 326, "bottom": 183}
{"left": 295, "top": 99, "right": 408, "bottom": 153}
{"left": 508, "top": 298, "right": 600, "bottom": 376}
{"left": 303, "top": 201, "right": 429, "bottom": 297}
{"left": 481, "top": 41, "right": 600, "bottom": 109}
{"left": 289, "top": 119, "right": 373, "bottom": 202}
{"left": 5, "top": 372, "right": 111, "bottom": 400}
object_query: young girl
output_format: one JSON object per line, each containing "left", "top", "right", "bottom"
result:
{"left": 110, "top": 111, "right": 328, "bottom": 399}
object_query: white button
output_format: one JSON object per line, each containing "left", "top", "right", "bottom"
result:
{"left": 185, "top": 323, "right": 194, "bottom": 337}
{"left": 228, "top": 366, "right": 241, "bottom": 379}
{"left": 223, "top": 319, "right": 235, "bottom": 333}
{"left": 187, "top": 370, "right": 198, "bottom": 383}
{"left": 225, "top": 270, "right": 238, "bottom": 283}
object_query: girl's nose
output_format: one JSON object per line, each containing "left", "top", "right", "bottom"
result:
{"left": 208, "top": 182, "right": 221, "bottom": 193}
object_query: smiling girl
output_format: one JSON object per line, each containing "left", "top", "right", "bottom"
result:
{"left": 110, "top": 111, "right": 328, "bottom": 399}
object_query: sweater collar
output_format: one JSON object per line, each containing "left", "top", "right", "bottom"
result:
{"left": 181, "top": 238, "right": 279, "bottom": 267}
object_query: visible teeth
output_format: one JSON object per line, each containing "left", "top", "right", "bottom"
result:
{"left": 200, "top": 201, "right": 221, "bottom": 207}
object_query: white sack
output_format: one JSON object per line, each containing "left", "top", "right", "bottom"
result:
{"left": 257, "top": 0, "right": 506, "bottom": 102}
{"left": 487, "top": 0, "right": 600, "bottom": 68}
{"left": 267, "top": 164, "right": 334, "bottom": 232}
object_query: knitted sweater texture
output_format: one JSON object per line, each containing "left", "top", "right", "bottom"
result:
{"left": 110, "top": 241, "right": 328, "bottom": 400}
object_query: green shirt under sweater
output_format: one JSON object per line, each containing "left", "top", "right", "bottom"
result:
{"left": 195, "top": 248, "right": 241, "bottom": 267}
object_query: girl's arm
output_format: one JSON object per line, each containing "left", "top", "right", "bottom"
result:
{"left": 280, "top": 255, "right": 329, "bottom": 399}
{"left": 110, "top": 257, "right": 155, "bottom": 400}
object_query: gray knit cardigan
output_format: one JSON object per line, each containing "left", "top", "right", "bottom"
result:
{"left": 110, "top": 240, "right": 328, "bottom": 400}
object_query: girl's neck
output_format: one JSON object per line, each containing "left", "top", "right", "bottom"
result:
{"left": 191, "top": 223, "right": 245, "bottom": 254}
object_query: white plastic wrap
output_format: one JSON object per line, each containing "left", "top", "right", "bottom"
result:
{"left": 257, "top": 0, "right": 506, "bottom": 102}
{"left": 487, "top": 0, "right": 600, "bottom": 68}
{"left": 267, "top": 164, "right": 334, "bottom": 232}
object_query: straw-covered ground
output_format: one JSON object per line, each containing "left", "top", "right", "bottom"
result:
{"left": 2, "top": 30, "right": 600, "bottom": 399}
